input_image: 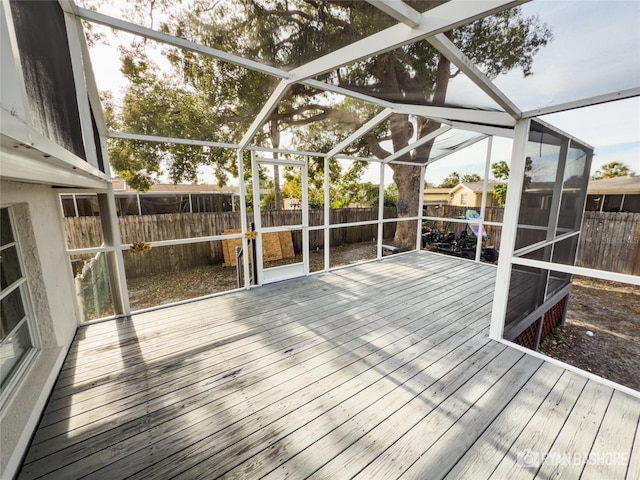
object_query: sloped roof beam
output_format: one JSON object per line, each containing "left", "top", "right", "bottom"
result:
{"left": 302, "top": 79, "right": 396, "bottom": 109}
{"left": 382, "top": 125, "right": 452, "bottom": 163}
{"left": 303, "top": 79, "right": 515, "bottom": 127}
{"left": 427, "top": 134, "right": 488, "bottom": 164}
{"left": 395, "top": 104, "right": 514, "bottom": 126}
{"left": 365, "top": 0, "right": 422, "bottom": 28}
{"left": 430, "top": 118, "right": 515, "bottom": 138}
{"left": 290, "top": 0, "right": 525, "bottom": 81}
{"left": 74, "top": 7, "right": 291, "bottom": 80}
{"left": 326, "top": 108, "right": 394, "bottom": 158}
{"left": 238, "top": 80, "right": 290, "bottom": 149}
{"left": 427, "top": 33, "right": 522, "bottom": 118}
{"left": 521, "top": 87, "right": 640, "bottom": 118}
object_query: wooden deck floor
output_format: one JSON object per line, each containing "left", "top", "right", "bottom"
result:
{"left": 19, "top": 252, "right": 640, "bottom": 479}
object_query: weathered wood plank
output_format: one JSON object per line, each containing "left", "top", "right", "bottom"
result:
{"left": 52, "top": 258, "right": 457, "bottom": 391}
{"left": 581, "top": 390, "right": 640, "bottom": 480}
{"left": 350, "top": 349, "right": 538, "bottom": 480}
{"left": 32, "top": 280, "right": 496, "bottom": 478}
{"left": 17, "top": 252, "right": 637, "bottom": 480}
{"left": 627, "top": 420, "right": 640, "bottom": 480}
{"left": 385, "top": 353, "right": 543, "bottom": 480}
{"left": 22, "top": 264, "right": 496, "bottom": 470}
{"left": 257, "top": 339, "right": 506, "bottom": 480}
{"left": 487, "top": 369, "right": 587, "bottom": 480}
{"left": 533, "top": 380, "right": 613, "bottom": 480}
{"left": 442, "top": 361, "right": 565, "bottom": 480}
{"left": 36, "top": 262, "right": 483, "bottom": 437}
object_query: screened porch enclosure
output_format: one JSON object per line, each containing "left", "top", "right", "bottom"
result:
{"left": 3, "top": 0, "right": 640, "bottom": 478}
{"left": 47, "top": 0, "right": 637, "bottom": 349}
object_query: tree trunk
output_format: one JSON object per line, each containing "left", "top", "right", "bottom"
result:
{"left": 388, "top": 33, "right": 453, "bottom": 249}
{"left": 270, "top": 120, "right": 282, "bottom": 210}
{"left": 391, "top": 163, "right": 422, "bottom": 248}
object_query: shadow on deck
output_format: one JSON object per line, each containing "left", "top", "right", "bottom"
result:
{"left": 18, "top": 252, "right": 640, "bottom": 479}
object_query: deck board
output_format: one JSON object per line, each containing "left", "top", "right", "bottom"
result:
{"left": 17, "top": 251, "right": 639, "bottom": 480}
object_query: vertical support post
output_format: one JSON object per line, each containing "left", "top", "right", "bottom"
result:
{"left": 546, "top": 139, "right": 570, "bottom": 247}
{"left": 251, "top": 151, "right": 264, "bottom": 285}
{"left": 377, "top": 162, "right": 385, "bottom": 259}
{"left": 416, "top": 165, "right": 426, "bottom": 251}
{"left": 560, "top": 292, "right": 571, "bottom": 326}
{"left": 324, "top": 156, "right": 330, "bottom": 271}
{"left": 97, "top": 186, "right": 130, "bottom": 317}
{"left": 535, "top": 137, "right": 571, "bottom": 306}
{"left": 237, "top": 150, "right": 251, "bottom": 288}
{"left": 302, "top": 156, "right": 310, "bottom": 275}
{"left": 188, "top": 193, "right": 193, "bottom": 213}
{"left": 136, "top": 194, "right": 142, "bottom": 216}
{"left": 476, "top": 136, "right": 493, "bottom": 263}
{"left": 490, "top": 119, "right": 531, "bottom": 341}
{"left": 73, "top": 194, "right": 79, "bottom": 217}
{"left": 533, "top": 315, "right": 544, "bottom": 351}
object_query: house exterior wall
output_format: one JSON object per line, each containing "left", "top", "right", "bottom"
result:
{"left": 449, "top": 190, "right": 495, "bottom": 208}
{"left": 422, "top": 193, "right": 450, "bottom": 204}
{"left": 0, "top": 180, "right": 80, "bottom": 479}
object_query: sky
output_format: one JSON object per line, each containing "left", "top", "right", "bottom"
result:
{"left": 86, "top": 0, "right": 640, "bottom": 187}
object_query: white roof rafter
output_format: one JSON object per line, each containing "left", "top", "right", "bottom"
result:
{"left": 239, "top": 80, "right": 290, "bottom": 150}
{"left": 427, "top": 134, "right": 489, "bottom": 164}
{"left": 74, "top": 7, "right": 291, "bottom": 80}
{"left": 302, "top": 79, "right": 396, "bottom": 109}
{"left": 521, "top": 87, "right": 640, "bottom": 118}
{"left": 383, "top": 125, "right": 452, "bottom": 164}
{"left": 427, "top": 33, "right": 522, "bottom": 118}
{"left": 395, "top": 104, "right": 515, "bottom": 126}
{"left": 289, "top": 0, "right": 525, "bottom": 82}
{"left": 365, "top": 0, "right": 422, "bottom": 28}
{"left": 326, "top": 108, "right": 394, "bottom": 158}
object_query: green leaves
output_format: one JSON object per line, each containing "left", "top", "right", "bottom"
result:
{"left": 105, "top": 0, "right": 552, "bottom": 199}
{"left": 591, "top": 162, "right": 634, "bottom": 180}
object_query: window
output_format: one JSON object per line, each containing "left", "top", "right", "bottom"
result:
{"left": 460, "top": 193, "right": 467, "bottom": 205}
{"left": 1, "top": 207, "right": 36, "bottom": 397}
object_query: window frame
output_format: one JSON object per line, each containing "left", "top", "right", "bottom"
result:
{"left": 0, "top": 206, "right": 39, "bottom": 407}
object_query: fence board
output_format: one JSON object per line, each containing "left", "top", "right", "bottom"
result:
{"left": 64, "top": 210, "right": 640, "bottom": 278}
{"left": 576, "top": 212, "right": 640, "bottom": 275}
{"left": 65, "top": 209, "right": 394, "bottom": 278}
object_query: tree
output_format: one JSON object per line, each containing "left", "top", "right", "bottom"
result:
{"left": 107, "top": 1, "right": 552, "bottom": 247}
{"left": 591, "top": 162, "right": 634, "bottom": 180}
{"left": 462, "top": 173, "right": 482, "bottom": 183}
{"left": 439, "top": 172, "right": 461, "bottom": 188}
{"left": 490, "top": 159, "right": 532, "bottom": 207}
{"left": 438, "top": 172, "right": 481, "bottom": 188}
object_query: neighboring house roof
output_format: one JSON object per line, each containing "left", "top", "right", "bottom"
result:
{"left": 113, "top": 177, "right": 238, "bottom": 194}
{"left": 449, "top": 181, "right": 500, "bottom": 194}
{"left": 588, "top": 175, "right": 640, "bottom": 195}
{"left": 423, "top": 188, "right": 451, "bottom": 195}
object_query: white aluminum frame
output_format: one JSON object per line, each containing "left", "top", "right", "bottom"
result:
{"left": 365, "top": 0, "right": 422, "bottom": 28}
{"left": 251, "top": 153, "right": 309, "bottom": 285}
{"left": 24, "top": 0, "right": 636, "bottom": 369}
{"left": 490, "top": 118, "right": 531, "bottom": 340}
{"left": 0, "top": 206, "right": 41, "bottom": 409}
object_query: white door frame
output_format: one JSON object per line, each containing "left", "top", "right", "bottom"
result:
{"left": 251, "top": 152, "right": 309, "bottom": 285}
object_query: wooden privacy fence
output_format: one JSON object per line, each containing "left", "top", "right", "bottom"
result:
{"left": 66, "top": 208, "right": 397, "bottom": 278}
{"left": 65, "top": 210, "right": 640, "bottom": 278}
{"left": 577, "top": 212, "right": 640, "bottom": 275}
{"left": 424, "top": 207, "right": 640, "bottom": 275}
{"left": 423, "top": 205, "right": 504, "bottom": 248}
